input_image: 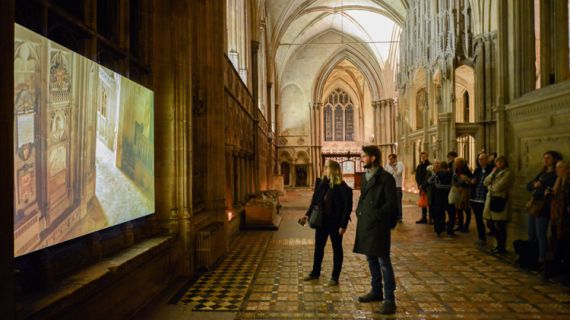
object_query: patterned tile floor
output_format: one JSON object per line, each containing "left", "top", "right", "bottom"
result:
{"left": 142, "top": 188, "right": 570, "bottom": 320}
{"left": 171, "top": 232, "right": 272, "bottom": 311}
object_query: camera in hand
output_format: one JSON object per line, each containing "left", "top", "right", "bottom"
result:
{"left": 297, "top": 218, "right": 306, "bottom": 226}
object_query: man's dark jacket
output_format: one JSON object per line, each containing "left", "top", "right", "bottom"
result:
{"left": 353, "top": 167, "right": 397, "bottom": 257}
{"left": 415, "top": 160, "right": 431, "bottom": 190}
{"left": 306, "top": 178, "right": 353, "bottom": 229}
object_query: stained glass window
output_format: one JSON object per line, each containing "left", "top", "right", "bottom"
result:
{"left": 345, "top": 104, "right": 354, "bottom": 141}
{"left": 334, "top": 105, "right": 343, "bottom": 141}
{"left": 324, "top": 88, "right": 354, "bottom": 141}
{"left": 324, "top": 104, "right": 333, "bottom": 141}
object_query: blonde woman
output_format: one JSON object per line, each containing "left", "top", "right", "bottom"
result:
{"left": 301, "top": 160, "right": 353, "bottom": 286}
{"left": 484, "top": 155, "right": 515, "bottom": 254}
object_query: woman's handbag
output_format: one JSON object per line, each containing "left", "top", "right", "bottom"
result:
{"left": 448, "top": 186, "right": 460, "bottom": 205}
{"left": 525, "top": 197, "right": 544, "bottom": 216}
{"left": 490, "top": 195, "right": 508, "bottom": 212}
{"left": 308, "top": 205, "right": 323, "bottom": 229}
{"left": 417, "top": 191, "right": 428, "bottom": 208}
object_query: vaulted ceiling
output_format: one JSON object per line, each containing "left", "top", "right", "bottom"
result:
{"left": 266, "top": 0, "right": 406, "bottom": 86}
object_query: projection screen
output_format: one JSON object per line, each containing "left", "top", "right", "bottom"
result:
{"left": 14, "top": 24, "right": 155, "bottom": 257}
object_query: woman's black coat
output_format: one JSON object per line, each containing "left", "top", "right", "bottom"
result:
{"left": 306, "top": 178, "right": 353, "bottom": 229}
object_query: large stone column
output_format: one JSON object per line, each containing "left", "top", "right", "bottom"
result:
{"left": 494, "top": 105, "right": 507, "bottom": 155}
{"left": 474, "top": 36, "right": 485, "bottom": 132}
{"left": 267, "top": 83, "right": 274, "bottom": 187}
{"left": 232, "top": 149, "right": 239, "bottom": 206}
{"left": 441, "top": 59, "right": 457, "bottom": 153}
{"left": 173, "top": 0, "right": 193, "bottom": 275}
{"left": 311, "top": 102, "right": 322, "bottom": 182}
{"left": 274, "top": 103, "right": 280, "bottom": 175}
{"left": 152, "top": 0, "right": 175, "bottom": 233}
{"left": 193, "top": 0, "right": 227, "bottom": 213}
{"left": 152, "top": 0, "right": 194, "bottom": 277}
{"left": 553, "top": 0, "right": 570, "bottom": 83}
{"left": 495, "top": 0, "right": 509, "bottom": 154}
{"left": 248, "top": 153, "right": 254, "bottom": 195}
{"left": 226, "top": 148, "right": 234, "bottom": 209}
{"left": 251, "top": 41, "right": 260, "bottom": 193}
{"left": 372, "top": 101, "right": 380, "bottom": 145}
{"left": 240, "top": 151, "right": 246, "bottom": 203}
{"left": 390, "top": 99, "right": 397, "bottom": 151}
{"left": 438, "top": 112, "right": 453, "bottom": 157}
{"left": 0, "top": 0, "right": 15, "bottom": 318}
{"left": 421, "top": 90, "right": 429, "bottom": 153}
{"left": 381, "top": 100, "right": 388, "bottom": 146}
{"left": 509, "top": 0, "right": 536, "bottom": 99}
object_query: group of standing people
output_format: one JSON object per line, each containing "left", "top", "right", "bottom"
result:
{"left": 299, "top": 146, "right": 570, "bottom": 316}
{"left": 301, "top": 146, "right": 398, "bottom": 315}
{"left": 526, "top": 151, "right": 570, "bottom": 276}
{"left": 415, "top": 148, "right": 570, "bottom": 274}
{"left": 416, "top": 150, "right": 515, "bottom": 254}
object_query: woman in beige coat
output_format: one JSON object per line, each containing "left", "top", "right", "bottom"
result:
{"left": 483, "top": 155, "right": 515, "bottom": 254}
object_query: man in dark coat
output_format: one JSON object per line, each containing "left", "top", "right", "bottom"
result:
{"left": 415, "top": 151, "right": 431, "bottom": 223}
{"left": 353, "top": 145, "right": 398, "bottom": 315}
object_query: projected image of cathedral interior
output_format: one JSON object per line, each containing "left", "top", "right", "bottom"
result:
{"left": 13, "top": 25, "right": 154, "bottom": 257}
{"left": 1, "top": 0, "right": 570, "bottom": 319}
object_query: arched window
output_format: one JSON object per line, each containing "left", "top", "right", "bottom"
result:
{"left": 323, "top": 89, "right": 355, "bottom": 141}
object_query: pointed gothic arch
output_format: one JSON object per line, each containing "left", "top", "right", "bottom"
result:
{"left": 312, "top": 46, "right": 384, "bottom": 102}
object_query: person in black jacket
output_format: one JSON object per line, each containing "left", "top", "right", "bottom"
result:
{"left": 302, "top": 160, "right": 352, "bottom": 286}
{"left": 429, "top": 161, "right": 454, "bottom": 236}
{"left": 526, "top": 151, "right": 562, "bottom": 263}
{"left": 353, "top": 145, "right": 398, "bottom": 315}
{"left": 415, "top": 152, "right": 431, "bottom": 224}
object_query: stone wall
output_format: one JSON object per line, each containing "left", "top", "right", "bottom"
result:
{"left": 506, "top": 80, "right": 570, "bottom": 241}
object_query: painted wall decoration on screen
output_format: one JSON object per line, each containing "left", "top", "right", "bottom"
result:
{"left": 14, "top": 24, "right": 155, "bottom": 257}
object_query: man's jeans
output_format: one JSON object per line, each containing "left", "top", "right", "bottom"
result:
{"left": 366, "top": 255, "right": 396, "bottom": 302}
{"left": 528, "top": 214, "right": 550, "bottom": 261}
{"left": 470, "top": 201, "right": 486, "bottom": 241}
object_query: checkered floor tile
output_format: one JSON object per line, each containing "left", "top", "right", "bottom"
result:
{"left": 172, "top": 231, "right": 272, "bottom": 311}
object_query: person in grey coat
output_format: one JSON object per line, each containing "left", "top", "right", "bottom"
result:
{"left": 353, "top": 145, "right": 398, "bottom": 315}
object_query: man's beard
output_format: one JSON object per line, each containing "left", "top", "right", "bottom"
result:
{"left": 363, "top": 162, "right": 373, "bottom": 169}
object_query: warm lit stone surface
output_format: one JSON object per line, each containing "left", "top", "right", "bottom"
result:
{"left": 141, "top": 189, "right": 570, "bottom": 319}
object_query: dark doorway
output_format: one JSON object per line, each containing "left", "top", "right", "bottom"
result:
{"left": 281, "top": 162, "right": 290, "bottom": 186}
{"left": 295, "top": 165, "right": 308, "bottom": 186}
